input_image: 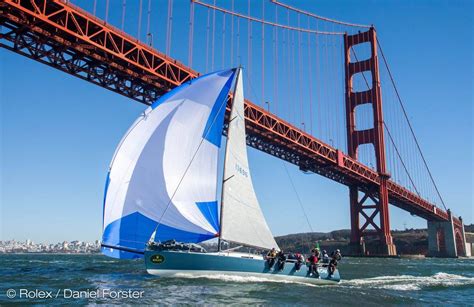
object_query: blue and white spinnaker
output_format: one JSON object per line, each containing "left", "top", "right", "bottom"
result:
{"left": 102, "top": 69, "right": 236, "bottom": 259}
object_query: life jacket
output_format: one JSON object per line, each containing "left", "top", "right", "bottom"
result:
{"left": 308, "top": 255, "right": 318, "bottom": 264}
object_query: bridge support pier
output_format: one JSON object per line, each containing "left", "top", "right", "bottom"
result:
{"left": 428, "top": 211, "right": 466, "bottom": 257}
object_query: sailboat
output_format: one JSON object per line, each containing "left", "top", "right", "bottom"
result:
{"left": 101, "top": 68, "right": 340, "bottom": 284}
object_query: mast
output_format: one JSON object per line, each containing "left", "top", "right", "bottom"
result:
{"left": 218, "top": 67, "right": 241, "bottom": 252}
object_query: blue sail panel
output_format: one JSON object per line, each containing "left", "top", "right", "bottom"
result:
{"left": 196, "top": 201, "right": 220, "bottom": 232}
{"left": 102, "top": 69, "right": 236, "bottom": 259}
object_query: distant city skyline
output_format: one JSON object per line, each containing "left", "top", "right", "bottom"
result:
{"left": 1, "top": 0, "right": 472, "bottom": 243}
{"left": 0, "top": 239, "right": 101, "bottom": 253}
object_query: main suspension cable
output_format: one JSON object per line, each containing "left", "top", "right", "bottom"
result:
{"left": 350, "top": 46, "right": 421, "bottom": 198}
{"left": 192, "top": 0, "right": 344, "bottom": 35}
{"left": 271, "top": 0, "right": 371, "bottom": 29}
{"left": 376, "top": 38, "right": 447, "bottom": 210}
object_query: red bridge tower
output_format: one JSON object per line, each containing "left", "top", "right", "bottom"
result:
{"left": 344, "top": 28, "right": 397, "bottom": 256}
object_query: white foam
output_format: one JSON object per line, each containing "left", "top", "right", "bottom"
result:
{"left": 342, "top": 272, "right": 474, "bottom": 291}
{"left": 173, "top": 273, "right": 318, "bottom": 287}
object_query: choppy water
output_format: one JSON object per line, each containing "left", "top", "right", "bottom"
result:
{"left": 1, "top": 254, "right": 473, "bottom": 305}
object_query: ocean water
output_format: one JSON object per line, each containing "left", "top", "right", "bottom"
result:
{"left": 0, "top": 254, "right": 473, "bottom": 305}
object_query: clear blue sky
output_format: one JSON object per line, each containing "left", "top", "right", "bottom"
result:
{"left": 1, "top": 0, "right": 472, "bottom": 243}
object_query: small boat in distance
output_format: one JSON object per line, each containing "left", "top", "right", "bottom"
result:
{"left": 101, "top": 68, "right": 340, "bottom": 284}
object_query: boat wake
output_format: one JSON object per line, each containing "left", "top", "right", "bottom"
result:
{"left": 342, "top": 272, "right": 474, "bottom": 291}
{"left": 172, "top": 273, "right": 319, "bottom": 287}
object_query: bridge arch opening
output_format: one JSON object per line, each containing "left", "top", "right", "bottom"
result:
{"left": 455, "top": 229, "right": 465, "bottom": 256}
{"left": 351, "top": 71, "right": 373, "bottom": 93}
{"left": 350, "top": 42, "right": 372, "bottom": 63}
{"left": 354, "top": 103, "right": 374, "bottom": 131}
{"left": 355, "top": 143, "right": 376, "bottom": 170}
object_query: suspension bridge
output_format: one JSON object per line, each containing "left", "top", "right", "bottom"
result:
{"left": 0, "top": 0, "right": 468, "bottom": 257}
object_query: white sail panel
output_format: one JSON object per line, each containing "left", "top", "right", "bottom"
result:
{"left": 102, "top": 69, "right": 236, "bottom": 259}
{"left": 220, "top": 69, "right": 279, "bottom": 250}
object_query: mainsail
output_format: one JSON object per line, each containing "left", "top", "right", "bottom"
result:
{"left": 102, "top": 69, "right": 236, "bottom": 259}
{"left": 220, "top": 69, "right": 280, "bottom": 250}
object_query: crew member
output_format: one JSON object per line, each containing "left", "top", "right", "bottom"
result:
{"left": 307, "top": 252, "right": 319, "bottom": 277}
{"left": 276, "top": 250, "right": 287, "bottom": 271}
{"left": 328, "top": 249, "right": 342, "bottom": 278}
{"left": 266, "top": 248, "right": 277, "bottom": 269}
{"left": 322, "top": 250, "right": 330, "bottom": 264}
{"left": 294, "top": 253, "right": 304, "bottom": 271}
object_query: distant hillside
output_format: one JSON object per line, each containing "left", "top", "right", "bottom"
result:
{"left": 464, "top": 224, "right": 474, "bottom": 233}
{"left": 275, "top": 228, "right": 430, "bottom": 255}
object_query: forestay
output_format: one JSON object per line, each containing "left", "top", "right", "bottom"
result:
{"left": 102, "top": 69, "right": 236, "bottom": 259}
{"left": 220, "top": 69, "right": 280, "bottom": 250}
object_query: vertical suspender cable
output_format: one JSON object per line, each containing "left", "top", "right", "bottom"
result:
{"left": 121, "top": 0, "right": 126, "bottom": 31}
{"left": 231, "top": 0, "right": 234, "bottom": 67}
{"left": 261, "top": 0, "right": 265, "bottom": 105}
{"left": 146, "top": 0, "right": 151, "bottom": 45}
{"left": 211, "top": 0, "right": 216, "bottom": 71}
{"left": 275, "top": 6, "right": 278, "bottom": 114}
{"left": 93, "top": 0, "right": 97, "bottom": 16}
{"left": 166, "top": 0, "right": 174, "bottom": 56}
{"left": 290, "top": 13, "right": 295, "bottom": 123}
{"left": 316, "top": 22, "right": 321, "bottom": 136}
{"left": 206, "top": 8, "right": 210, "bottom": 72}
{"left": 222, "top": 13, "right": 226, "bottom": 69}
{"left": 188, "top": 0, "right": 195, "bottom": 67}
{"left": 307, "top": 17, "right": 313, "bottom": 135}
{"left": 105, "top": 0, "right": 109, "bottom": 22}
{"left": 332, "top": 25, "right": 340, "bottom": 150}
{"left": 297, "top": 14, "right": 303, "bottom": 129}
{"left": 247, "top": 0, "right": 251, "bottom": 94}
{"left": 286, "top": 11, "right": 291, "bottom": 122}
{"left": 137, "top": 0, "right": 143, "bottom": 40}
{"left": 272, "top": 7, "right": 278, "bottom": 115}
{"left": 237, "top": 18, "right": 241, "bottom": 65}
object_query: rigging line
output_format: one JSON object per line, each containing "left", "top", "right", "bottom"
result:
{"left": 192, "top": 0, "right": 344, "bottom": 35}
{"left": 350, "top": 46, "right": 421, "bottom": 197}
{"left": 377, "top": 38, "right": 447, "bottom": 210}
{"left": 244, "top": 68, "right": 262, "bottom": 104}
{"left": 282, "top": 162, "right": 314, "bottom": 233}
{"left": 152, "top": 74, "right": 236, "bottom": 236}
{"left": 270, "top": 0, "right": 371, "bottom": 29}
